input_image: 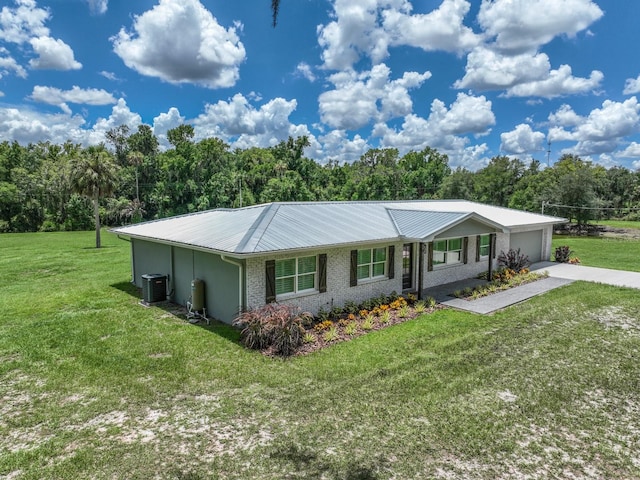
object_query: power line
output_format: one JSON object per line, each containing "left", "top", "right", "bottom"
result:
{"left": 543, "top": 201, "right": 640, "bottom": 212}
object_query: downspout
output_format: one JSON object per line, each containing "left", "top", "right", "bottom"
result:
{"left": 221, "top": 256, "right": 244, "bottom": 315}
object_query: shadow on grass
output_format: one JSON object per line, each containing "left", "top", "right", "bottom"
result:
{"left": 271, "top": 442, "right": 385, "bottom": 479}
{"left": 109, "top": 281, "right": 241, "bottom": 345}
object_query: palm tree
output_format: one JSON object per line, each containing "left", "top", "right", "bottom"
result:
{"left": 271, "top": 0, "right": 280, "bottom": 26}
{"left": 69, "top": 146, "right": 120, "bottom": 248}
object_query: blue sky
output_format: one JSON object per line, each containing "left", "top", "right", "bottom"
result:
{"left": 1, "top": 0, "right": 640, "bottom": 170}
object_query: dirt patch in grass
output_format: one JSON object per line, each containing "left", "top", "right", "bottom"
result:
{"left": 590, "top": 305, "right": 640, "bottom": 335}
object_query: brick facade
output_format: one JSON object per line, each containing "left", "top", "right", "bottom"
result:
{"left": 244, "top": 233, "right": 516, "bottom": 316}
{"left": 246, "top": 242, "right": 405, "bottom": 315}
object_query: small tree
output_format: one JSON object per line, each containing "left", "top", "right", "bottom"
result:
{"left": 69, "top": 146, "right": 119, "bottom": 248}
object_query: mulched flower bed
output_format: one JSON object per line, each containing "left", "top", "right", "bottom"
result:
{"left": 292, "top": 303, "right": 446, "bottom": 356}
{"left": 453, "top": 269, "right": 549, "bottom": 301}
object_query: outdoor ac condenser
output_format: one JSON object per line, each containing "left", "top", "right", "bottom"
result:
{"left": 141, "top": 274, "right": 167, "bottom": 303}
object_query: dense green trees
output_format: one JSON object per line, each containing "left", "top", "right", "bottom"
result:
{"left": 1, "top": 125, "right": 640, "bottom": 234}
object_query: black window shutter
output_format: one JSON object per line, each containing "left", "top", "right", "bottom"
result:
{"left": 476, "top": 235, "right": 481, "bottom": 262}
{"left": 427, "top": 242, "right": 433, "bottom": 272}
{"left": 463, "top": 237, "right": 469, "bottom": 264}
{"left": 350, "top": 250, "right": 358, "bottom": 287}
{"left": 265, "top": 260, "right": 276, "bottom": 303}
{"left": 318, "top": 254, "right": 327, "bottom": 293}
{"left": 387, "top": 245, "right": 395, "bottom": 279}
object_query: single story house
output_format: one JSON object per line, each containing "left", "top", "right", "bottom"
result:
{"left": 110, "top": 200, "right": 566, "bottom": 324}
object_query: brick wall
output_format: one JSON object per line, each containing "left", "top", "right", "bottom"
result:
{"left": 421, "top": 232, "right": 508, "bottom": 288}
{"left": 246, "top": 242, "right": 405, "bottom": 315}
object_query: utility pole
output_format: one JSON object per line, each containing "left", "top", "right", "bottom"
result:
{"left": 546, "top": 140, "right": 551, "bottom": 167}
{"left": 239, "top": 173, "right": 243, "bottom": 208}
{"left": 541, "top": 201, "right": 546, "bottom": 215}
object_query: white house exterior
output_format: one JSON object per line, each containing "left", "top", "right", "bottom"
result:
{"left": 111, "top": 200, "right": 565, "bottom": 324}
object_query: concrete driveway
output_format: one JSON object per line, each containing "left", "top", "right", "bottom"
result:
{"left": 424, "top": 262, "right": 640, "bottom": 315}
{"left": 530, "top": 261, "right": 640, "bottom": 289}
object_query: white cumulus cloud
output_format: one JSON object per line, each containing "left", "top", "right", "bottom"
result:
{"left": 478, "top": 0, "right": 603, "bottom": 53}
{"left": 0, "top": 50, "right": 27, "bottom": 78}
{"left": 382, "top": 0, "right": 480, "bottom": 54}
{"left": 192, "top": 94, "right": 312, "bottom": 150}
{"left": 112, "top": 0, "right": 246, "bottom": 88}
{"left": 549, "top": 97, "right": 640, "bottom": 155}
{"left": 500, "top": 124, "right": 546, "bottom": 154}
{"left": 318, "top": 0, "right": 479, "bottom": 70}
{"left": 0, "top": 0, "right": 50, "bottom": 44}
{"left": 86, "top": 0, "right": 107, "bottom": 15}
{"left": 372, "top": 92, "right": 494, "bottom": 167}
{"left": 503, "top": 65, "right": 603, "bottom": 98}
{"left": 30, "top": 85, "right": 116, "bottom": 113}
{"left": 616, "top": 142, "right": 640, "bottom": 158}
{"left": 29, "top": 36, "right": 82, "bottom": 70}
{"left": 623, "top": 75, "right": 640, "bottom": 95}
{"left": 319, "top": 64, "right": 431, "bottom": 130}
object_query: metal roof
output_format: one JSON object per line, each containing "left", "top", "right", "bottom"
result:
{"left": 110, "top": 200, "right": 565, "bottom": 256}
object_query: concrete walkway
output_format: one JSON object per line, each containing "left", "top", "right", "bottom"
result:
{"left": 423, "top": 262, "right": 640, "bottom": 315}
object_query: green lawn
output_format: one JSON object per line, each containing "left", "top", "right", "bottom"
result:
{"left": 552, "top": 234, "right": 640, "bottom": 271}
{"left": 2, "top": 232, "right": 640, "bottom": 479}
{"left": 596, "top": 219, "right": 640, "bottom": 230}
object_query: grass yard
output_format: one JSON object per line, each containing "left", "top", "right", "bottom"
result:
{"left": 596, "top": 219, "right": 640, "bottom": 231}
{"left": 552, "top": 234, "right": 640, "bottom": 272}
{"left": 1, "top": 231, "right": 640, "bottom": 479}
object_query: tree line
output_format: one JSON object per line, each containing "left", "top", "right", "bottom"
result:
{"left": 2, "top": 124, "right": 640, "bottom": 242}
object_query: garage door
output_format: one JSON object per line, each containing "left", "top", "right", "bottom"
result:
{"left": 510, "top": 230, "right": 543, "bottom": 263}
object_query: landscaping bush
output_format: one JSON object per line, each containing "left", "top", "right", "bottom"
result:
{"left": 498, "top": 248, "right": 530, "bottom": 271}
{"left": 233, "top": 304, "right": 312, "bottom": 356}
{"left": 554, "top": 245, "right": 573, "bottom": 263}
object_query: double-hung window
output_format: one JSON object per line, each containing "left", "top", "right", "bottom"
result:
{"left": 357, "top": 247, "right": 386, "bottom": 280}
{"left": 275, "top": 256, "right": 317, "bottom": 295}
{"left": 433, "top": 238, "right": 462, "bottom": 266}
{"left": 479, "top": 234, "right": 490, "bottom": 258}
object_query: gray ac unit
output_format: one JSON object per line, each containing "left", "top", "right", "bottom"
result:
{"left": 141, "top": 274, "right": 167, "bottom": 303}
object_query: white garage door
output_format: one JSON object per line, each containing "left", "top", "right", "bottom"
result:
{"left": 510, "top": 230, "right": 543, "bottom": 263}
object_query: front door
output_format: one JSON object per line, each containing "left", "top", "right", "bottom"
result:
{"left": 402, "top": 243, "right": 413, "bottom": 290}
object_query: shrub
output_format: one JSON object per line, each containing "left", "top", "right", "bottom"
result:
{"left": 344, "top": 322, "right": 358, "bottom": 336}
{"left": 398, "top": 305, "right": 409, "bottom": 318}
{"left": 413, "top": 301, "right": 426, "bottom": 313}
{"left": 323, "top": 327, "right": 339, "bottom": 342}
{"left": 314, "top": 320, "right": 334, "bottom": 332}
{"left": 233, "top": 304, "right": 312, "bottom": 356}
{"left": 343, "top": 301, "right": 359, "bottom": 315}
{"left": 316, "top": 307, "right": 330, "bottom": 322}
{"left": 379, "top": 310, "right": 391, "bottom": 324}
{"left": 554, "top": 245, "right": 573, "bottom": 263}
{"left": 498, "top": 248, "right": 530, "bottom": 271}
{"left": 361, "top": 315, "right": 374, "bottom": 330}
{"left": 303, "top": 332, "right": 317, "bottom": 344}
{"left": 425, "top": 297, "right": 437, "bottom": 309}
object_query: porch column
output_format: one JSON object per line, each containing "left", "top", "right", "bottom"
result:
{"left": 418, "top": 243, "right": 425, "bottom": 300}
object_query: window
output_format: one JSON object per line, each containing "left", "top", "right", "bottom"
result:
{"left": 275, "top": 256, "right": 317, "bottom": 295}
{"left": 357, "top": 247, "right": 386, "bottom": 280}
{"left": 479, "top": 235, "right": 490, "bottom": 257}
{"left": 433, "top": 238, "right": 462, "bottom": 266}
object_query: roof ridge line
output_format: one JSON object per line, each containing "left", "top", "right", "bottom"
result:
{"left": 235, "top": 203, "right": 281, "bottom": 253}
{"left": 384, "top": 207, "right": 404, "bottom": 238}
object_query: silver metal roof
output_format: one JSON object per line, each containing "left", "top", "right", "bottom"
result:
{"left": 110, "top": 200, "right": 565, "bottom": 256}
